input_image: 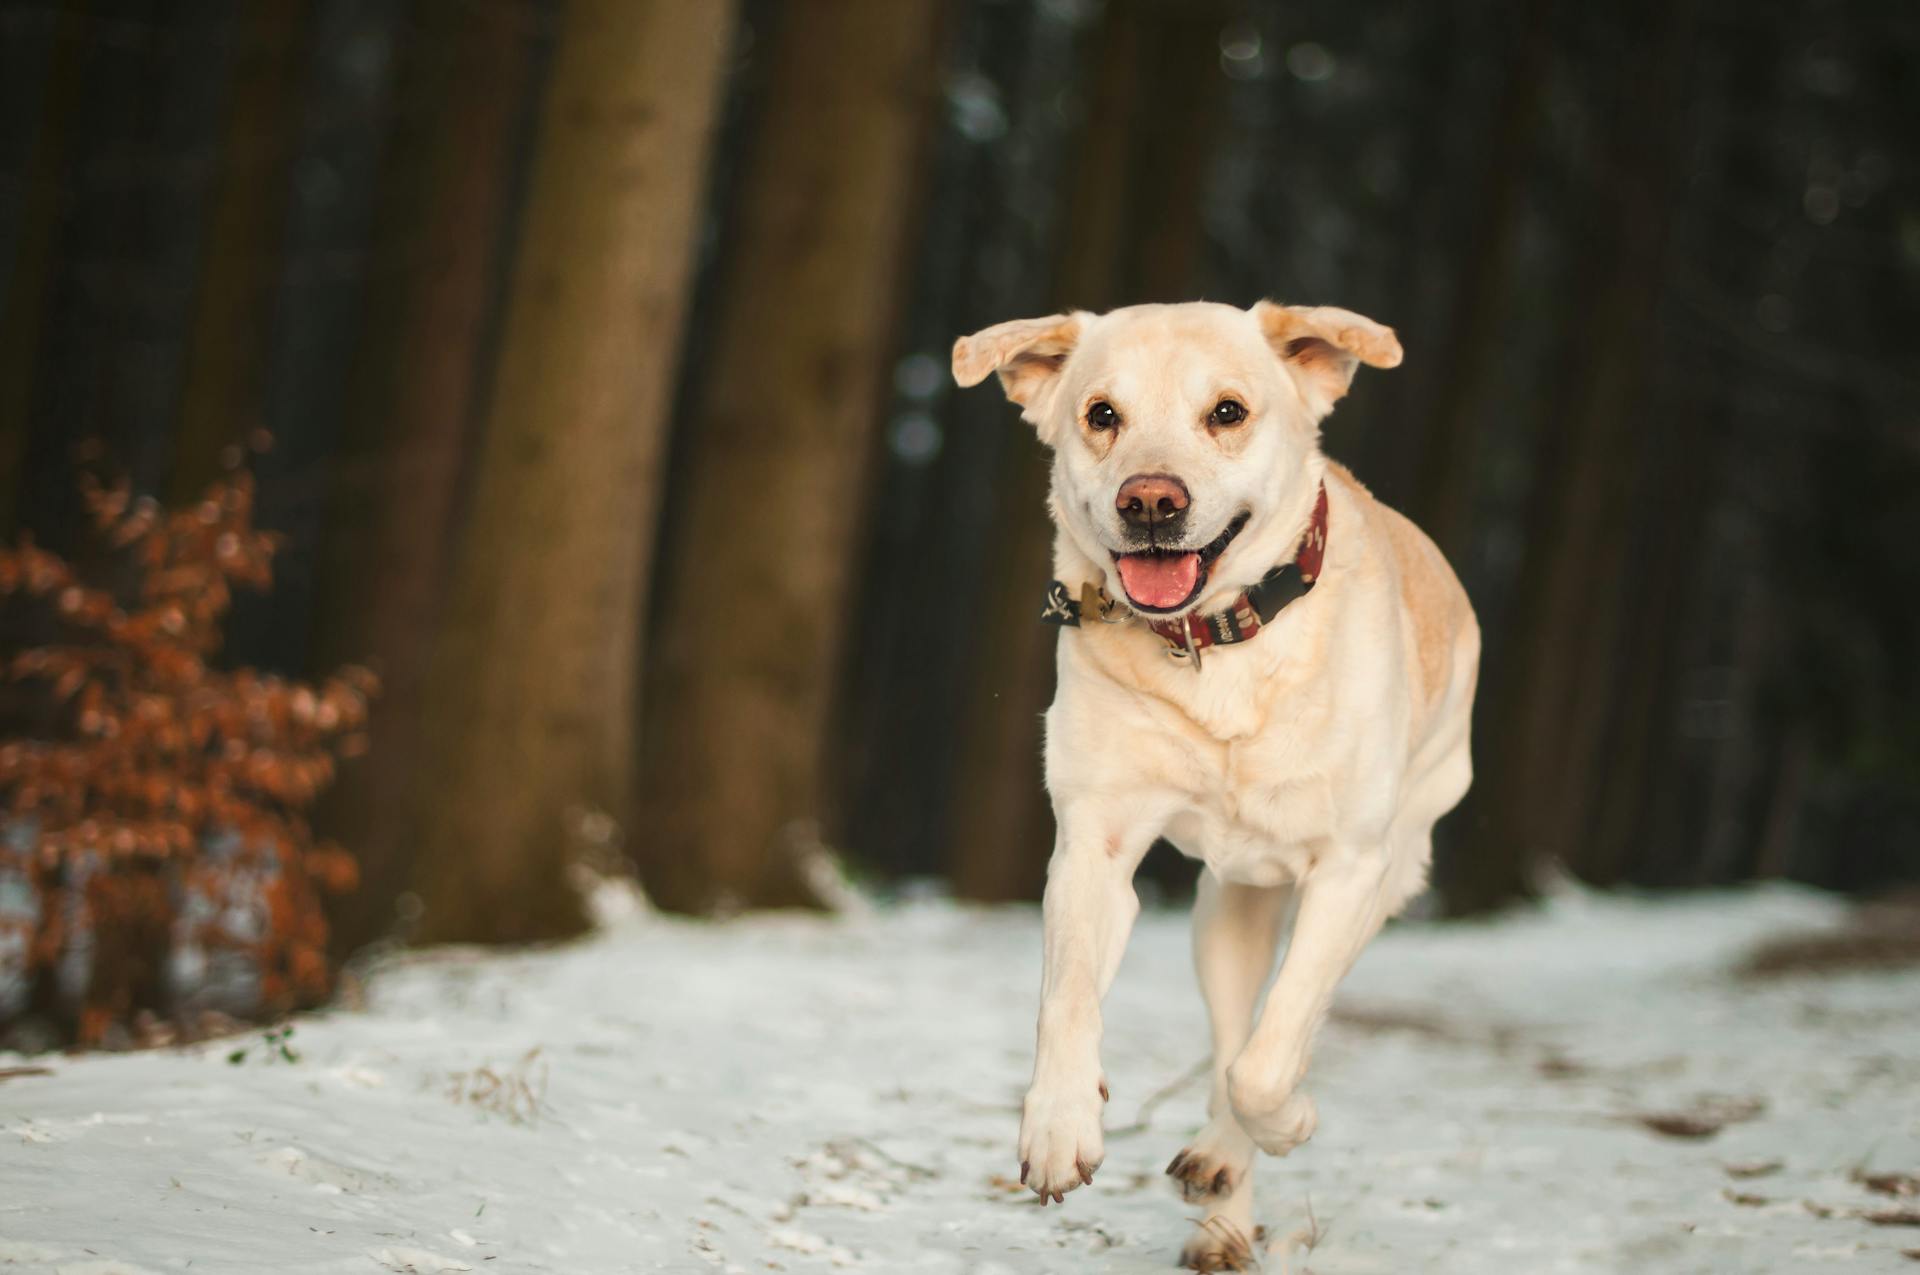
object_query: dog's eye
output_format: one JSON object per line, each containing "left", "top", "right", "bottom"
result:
{"left": 1087, "top": 401, "right": 1121, "bottom": 431}
{"left": 1209, "top": 399, "right": 1248, "bottom": 427}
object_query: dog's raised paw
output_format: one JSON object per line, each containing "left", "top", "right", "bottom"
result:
{"left": 1231, "top": 1088, "right": 1319, "bottom": 1157}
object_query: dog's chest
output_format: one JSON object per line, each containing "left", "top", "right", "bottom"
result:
{"left": 1163, "top": 736, "right": 1334, "bottom": 887}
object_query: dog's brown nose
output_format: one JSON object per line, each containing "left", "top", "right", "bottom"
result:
{"left": 1116, "top": 473, "right": 1190, "bottom": 530}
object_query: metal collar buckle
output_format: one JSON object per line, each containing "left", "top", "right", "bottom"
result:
{"left": 1082, "top": 582, "right": 1125, "bottom": 625}
{"left": 1165, "top": 621, "right": 1202, "bottom": 672}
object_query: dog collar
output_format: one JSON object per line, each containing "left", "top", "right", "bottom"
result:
{"left": 1040, "top": 483, "right": 1329, "bottom": 671}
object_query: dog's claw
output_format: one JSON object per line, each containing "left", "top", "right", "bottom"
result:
{"left": 1077, "top": 1158, "right": 1095, "bottom": 1186}
{"left": 1098, "top": 1079, "right": 1110, "bottom": 1103}
{"left": 1020, "top": 1160, "right": 1030, "bottom": 1185}
{"left": 1166, "top": 1129, "right": 1252, "bottom": 1206}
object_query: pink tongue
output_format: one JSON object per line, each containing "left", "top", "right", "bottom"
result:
{"left": 1116, "top": 552, "right": 1200, "bottom": 609}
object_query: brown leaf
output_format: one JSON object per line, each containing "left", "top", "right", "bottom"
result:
{"left": 1632, "top": 1096, "right": 1765, "bottom": 1141}
{"left": 1858, "top": 1170, "right": 1920, "bottom": 1199}
{"left": 1725, "top": 1160, "right": 1784, "bottom": 1179}
{"left": 0, "top": 1066, "right": 55, "bottom": 1083}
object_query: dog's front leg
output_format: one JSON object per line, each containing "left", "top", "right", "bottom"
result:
{"left": 1019, "top": 806, "right": 1154, "bottom": 1204}
{"left": 1226, "top": 848, "right": 1391, "bottom": 1156}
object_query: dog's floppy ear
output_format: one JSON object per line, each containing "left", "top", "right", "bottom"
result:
{"left": 1253, "top": 301, "right": 1402, "bottom": 417}
{"left": 951, "top": 312, "right": 1085, "bottom": 426}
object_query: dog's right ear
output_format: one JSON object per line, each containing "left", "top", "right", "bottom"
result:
{"left": 951, "top": 313, "right": 1085, "bottom": 427}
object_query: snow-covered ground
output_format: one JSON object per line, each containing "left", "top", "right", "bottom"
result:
{"left": 2, "top": 884, "right": 1917, "bottom": 1274}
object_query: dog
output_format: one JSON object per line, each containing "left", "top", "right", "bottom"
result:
{"left": 951, "top": 301, "right": 1479, "bottom": 1271}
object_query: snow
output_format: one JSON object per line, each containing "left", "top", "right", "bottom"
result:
{"left": 3, "top": 884, "right": 1918, "bottom": 1273}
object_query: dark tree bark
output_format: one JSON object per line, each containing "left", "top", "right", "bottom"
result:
{"left": 0, "top": 3, "right": 87, "bottom": 537}
{"left": 1579, "top": 26, "right": 1748, "bottom": 889}
{"left": 11, "top": 1, "right": 242, "bottom": 546}
{"left": 636, "top": 0, "right": 943, "bottom": 914}
{"left": 1447, "top": 0, "right": 1700, "bottom": 914}
{"left": 315, "top": 0, "right": 547, "bottom": 955}
{"left": 169, "top": 0, "right": 308, "bottom": 503}
{"left": 1403, "top": 0, "right": 1553, "bottom": 563}
{"left": 405, "top": 0, "right": 736, "bottom": 943}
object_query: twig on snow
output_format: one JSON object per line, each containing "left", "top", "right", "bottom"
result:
{"left": 1105, "top": 1057, "right": 1211, "bottom": 1140}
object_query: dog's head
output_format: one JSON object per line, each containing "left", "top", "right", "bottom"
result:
{"left": 952, "top": 301, "right": 1401, "bottom": 616}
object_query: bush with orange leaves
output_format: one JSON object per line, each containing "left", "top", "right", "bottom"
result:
{"left": 0, "top": 453, "right": 374, "bottom": 1049}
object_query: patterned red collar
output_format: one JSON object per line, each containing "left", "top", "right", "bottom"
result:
{"left": 1041, "top": 483, "right": 1329, "bottom": 670}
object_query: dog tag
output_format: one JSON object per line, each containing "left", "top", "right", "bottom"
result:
{"left": 1166, "top": 625, "right": 1202, "bottom": 672}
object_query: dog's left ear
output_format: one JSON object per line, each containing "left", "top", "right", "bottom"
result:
{"left": 1253, "top": 301, "right": 1402, "bottom": 417}
{"left": 951, "top": 312, "right": 1086, "bottom": 429}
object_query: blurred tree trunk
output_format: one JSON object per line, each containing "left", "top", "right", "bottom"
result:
{"left": 0, "top": 3, "right": 86, "bottom": 536}
{"left": 1581, "top": 32, "right": 1744, "bottom": 889}
{"left": 1447, "top": 1, "right": 1697, "bottom": 914}
{"left": 635, "top": 0, "right": 942, "bottom": 914}
{"left": 1581, "top": 397, "right": 1717, "bottom": 886}
{"left": 315, "top": 2, "right": 544, "bottom": 955}
{"left": 405, "top": 0, "right": 735, "bottom": 943}
{"left": 947, "top": 0, "right": 1227, "bottom": 901}
{"left": 169, "top": 0, "right": 307, "bottom": 501}
{"left": 1404, "top": 0, "right": 1551, "bottom": 562}
{"left": 14, "top": 2, "right": 239, "bottom": 546}
{"left": 1530, "top": 3, "right": 1699, "bottom": 886}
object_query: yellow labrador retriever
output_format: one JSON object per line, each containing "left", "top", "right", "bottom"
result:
{"left": 952, "top": 301, "right": 1479, "bottom": 1270}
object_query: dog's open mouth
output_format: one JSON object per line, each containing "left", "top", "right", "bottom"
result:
{"left": 1112, "top": 512, "right": 1250, "bottom": 613}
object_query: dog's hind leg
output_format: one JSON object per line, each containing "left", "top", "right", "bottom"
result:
{"left": 1172, "top": 870, "right": 1291, "bottom": 1271}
